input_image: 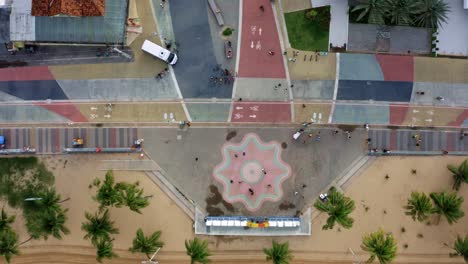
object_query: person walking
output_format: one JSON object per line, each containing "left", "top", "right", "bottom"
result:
{"left": 259, "top": 5, "right": 264, "bottom": 12}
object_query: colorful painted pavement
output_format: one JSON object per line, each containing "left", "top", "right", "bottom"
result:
{"left": 213, "top": 133, "right": 291, "bottom": 211}
{"left": 231, "top": 102, "right": 291, "bottom": 123}
{"left": 368, "top": 129, "right": 468, "bottom": 152}
{"left": 237, "top": 0, "right": 286, "bottom": 78}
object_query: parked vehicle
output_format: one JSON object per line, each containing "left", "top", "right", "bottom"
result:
{"left": 72, "top": 138, "right": 84, "bottom": 148}
{"left": 141, "top": 40, "right": 178, "bottom": 65}
{"left": 0, "top": 135, "right": 5, "bottom": 149}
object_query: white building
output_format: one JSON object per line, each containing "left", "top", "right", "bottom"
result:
{"left": 436, "top": 0, "right": 468, "bottom": 56}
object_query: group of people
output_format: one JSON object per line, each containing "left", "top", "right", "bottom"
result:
{"left": 155, "top": 68, "right": 169, "bottom": 80}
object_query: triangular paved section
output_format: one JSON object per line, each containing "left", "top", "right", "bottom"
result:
{"left": 33, "top": 102, "right": 88, "bottom": 122}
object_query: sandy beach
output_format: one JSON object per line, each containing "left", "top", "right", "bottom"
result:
{"left": 3, "top": 155, "right": 468, "bottom": 263}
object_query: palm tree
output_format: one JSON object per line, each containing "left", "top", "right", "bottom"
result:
{"left": 185, "top": 237, "right": 211, "bottom": 264}
{"left": 352, "top": 0, "right": 387, "bottom": 25}
{"left": 384, "top": 0, "right": 419, "bottom": 26}
{"left": 81, "top": 209, "right": 119, "bottom": 245}
{"left": 129, "top": 228, "right": 164, "bottom": 259}
{"left": 450, "top": 235, "right": 468, "bottom": 262}
{"left": 430, "top": 191, "right": 465, "bottom": 225}
{"left": 361, "top": 229, "right": 397, "bottom": 264}
{"left": 263, "top": 241, "right": 293, "bottom": 264}
{"left": 404, "top": 191, "right": 433, "bottom": 222}
{"left": 94, "top": 171, "right": 123, "bottom": 210}
{"left": 38, "top": 208, "right": 70, "bottom": 239}
{"left": 313, "top": 187, "right": 355, "bottom": 230}
{"left": 0, "top": 229, "right": 20, "bottom": 263}
{"left": 95, "top": 237, "right": 117, "bottom": 263}
{"left": 414, "top": 0, "right": 450, "bottom": 30}
{"left": 36, "top": 189, "right": 70, "bottom": 212}
{"left": 447, "top": 160, "right": 468, "bottom": 191}
{"left": 0, "top": 208, "right": 15, "bottom": 232}
{"left": 119, "top": 184, "right": 150, "bottom": 214}
{"left": 23, "top": 208, "right": 70, "bottom": 244}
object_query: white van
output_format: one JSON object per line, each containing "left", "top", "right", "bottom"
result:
{"left": 141, "top": 40, "right": 178, "bottom": 65}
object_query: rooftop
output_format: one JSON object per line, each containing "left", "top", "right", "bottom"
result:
{"left": 31, "top": 0, "right": 105, "bottom": 17}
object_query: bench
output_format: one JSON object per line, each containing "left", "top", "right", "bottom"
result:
{"left": 207, "top": 0, "right": 224, "bottom": 26}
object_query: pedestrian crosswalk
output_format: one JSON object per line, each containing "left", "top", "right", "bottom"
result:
{"left": 368, "top": 129, "right": 468, "bottom": 152}
{"left": 0, "top": 127, "right": 139, "bottom": 154}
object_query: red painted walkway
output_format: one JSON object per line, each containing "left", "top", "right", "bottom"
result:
{"left": 231, "top": 102, "right": 291, "bottom": 123}
{"left": 0, "top": 66, "right": 55, "bottom": 81}
{"left": 375, "top": 55, "right": 413, "bottom": 82}
{"left": 237, "top": 0, "right": 286, "bottom": 78}
{"left": 34, "top": 102, "right": 88, "bottom": 122}
{"left": 389, "top": 104, "right": 409, "bottom": 125}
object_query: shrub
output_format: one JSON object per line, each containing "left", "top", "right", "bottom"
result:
{"left": 222, "top": 27, "right": 234, "bottom": 36}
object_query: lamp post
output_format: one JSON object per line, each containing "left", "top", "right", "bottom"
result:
{"left": 142, "top": 247, "right": 160, "bottom": 264}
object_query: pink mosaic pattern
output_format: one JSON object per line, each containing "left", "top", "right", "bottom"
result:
{"left": 213, "top": 133, "right": 292, "bottom": 211}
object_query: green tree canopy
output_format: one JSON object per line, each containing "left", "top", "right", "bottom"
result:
{"left": 95, "top": 237, "right": 117, "bottom": 263}
{"left": 129, "top": 228, "right": 164, "bottom": 259}
{"left": 263, "top": 240, "right": 293, "bottom": 264}
{"left": 94, "top": 171, "right": 124, "bottom": 210}
{"left": 352, "top": 0, "right": 387, "bottom": 25}
{"left": 447, "top": 160, "right": 468, "bottom": 191}
{"left": 404, "top": 191, "right": 433, "bottom": 222}
{"left": 81, "top": 209, "right": 119, "bottom": 245}
{"left": 0, "top": 229, "right": 20, "bottom": 263}
{"left": 450, "top": 235, "right": 468, "bottom": 262}
{"left": 361, "top": 229, "right": 397, "bottom": 264}
{"left": 118, "top": 183, "right": 150, "bottom": 214}
{"left": 185, "top": 237, "right": 211, "bottom": 264}
{"left": 313, "top": 187, "right": 355, "bottom": 230}
{"left": 0, "top": 208, "right": 15, "bottom": 233}
{"left": 430, "top": 191, "right": 465, "bottom": 225}
{"left": 24, "top": 208, "right": 69, "bottom": 243}
{"left": 385, "top": 0, "right": 419, "bottom": 26}
{"left": 414, "top": 0, "right": 450, "bottom": 29}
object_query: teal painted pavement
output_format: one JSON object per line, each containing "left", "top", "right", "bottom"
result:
{"left": 0, "top": 105, "right": 69, "bottom": 123}
{"left": 332, "top": 104, "right": 389, "bottom": 124}
{"left": 339, "top": 54, "right": 384, "bottom": 81}
{"left": 186, "top": 103, "right": 231, "bottom": 122}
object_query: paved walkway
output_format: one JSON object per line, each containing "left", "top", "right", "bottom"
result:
{"left": 328, "top": 0, "right": 348, "bottom": 49}
{"left": 238, "top": 0, "right": 286, "bottom": 78}
{"left": 368, "top": 129, "right": 468, "bottom": 152}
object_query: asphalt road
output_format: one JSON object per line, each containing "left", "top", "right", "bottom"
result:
{"left": 170, "top": 0, "right": 232, "bottom": 98}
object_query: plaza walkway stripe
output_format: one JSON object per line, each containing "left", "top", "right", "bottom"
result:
{"left": 4, "top": 129, "right": 11, "bottom": 149}
{"left": 237, "top": 0, "right": 286, "bottom": 78}
{"left": 0, "top": 66, "right": 55, "bottom": 81}
{"left": 14, "top": 129, "right": 19, "bottom": 149}
{"left": 37, "top": 129, "right": 42, "bottom": 153}
{"left": 447, "top": 133, "right": 454, "bottom": 151}
{"left": 375, "top": 54, "right": 414, "bottom": 82}
{"left": 110, "top": 128, "right": 116, "bottom": 148}
{"left": 54, "top": 128, "right": 60, "bottom": 153}
{"left": 390, "top": 130, "right": 397, "bottom": 150}
{"left": 34, "top": 102, "right": 88, "bottom": 123}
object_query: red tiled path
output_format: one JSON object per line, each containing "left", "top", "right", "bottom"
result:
{"left": 34, "top": 102, "right": 88, "bottom": 122}
{"left": 237, "top": 0, "right": 286, "bottom": 78}
{"left": 375, "top": 55, "right": 413, "bottom": 82}
{"left": 389, "top": 104, "right": 409, "bottom": 125}
{"left": 0, "top": 66, "right": 55, "bottom": 81}
{"left": 231, "top": 102, "right": 291, "bottom": 123}
{"left": 448, "top": 109, "right": 468, "bottom": 127}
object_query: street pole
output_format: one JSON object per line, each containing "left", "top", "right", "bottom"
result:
{"left": 24, "top": 198, "right": 42, "bottom": 201}
{"left": 149, "top": 247, "right": 161, "bottom": 262}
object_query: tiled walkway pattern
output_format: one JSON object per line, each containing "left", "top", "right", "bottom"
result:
{"left": 0, "top": 127, "right": 139, "bottom": 154}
